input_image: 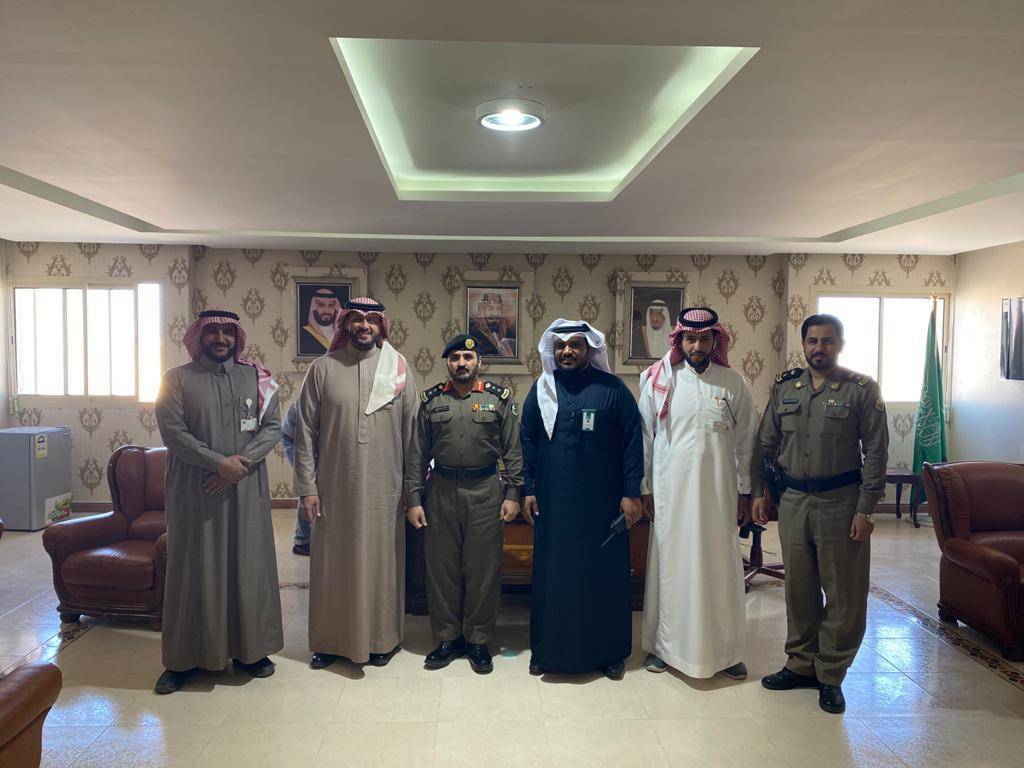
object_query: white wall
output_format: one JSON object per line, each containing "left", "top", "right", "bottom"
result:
{"left": 950, "top": 242, "right": 1024, "bottom": 462}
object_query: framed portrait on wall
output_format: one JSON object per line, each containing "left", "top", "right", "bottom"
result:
{"left": 465, "top": 284, "right": 520, "bottom": 360}
{"left": 610, "top": 271, "right": 691, "bottom": 372}
{"left": 627, "top": 285, "right": 685, "bottom": 364}
{"left": 295, "top": 277, "right": 352, "bottom": 359}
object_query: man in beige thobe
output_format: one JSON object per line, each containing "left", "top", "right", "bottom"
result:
{"left": 154, "top": 308, "right": 283, "bottom": 694}
{"left": 294, "top": 297, "right": 419, "bottom": 668}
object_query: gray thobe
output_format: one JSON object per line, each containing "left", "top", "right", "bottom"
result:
{"left": 294, "top": 344, "right": 419, "bottom": 662}
{"left": 156, "top": 356, "right": 283, "bottom": 671}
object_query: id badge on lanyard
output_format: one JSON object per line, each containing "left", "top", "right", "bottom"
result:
{"left": 240, "top": 397, "right": 258, "bottom": 432}
{"left": 581, "top": 408, "right": 597, "bottom": 432}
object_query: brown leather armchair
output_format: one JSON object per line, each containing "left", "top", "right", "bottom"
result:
{"left": 922, "top": 460, "right": 1024, "bottom": 660}
{"left": 0, "top": 663, "right": 62, "bottom": 768}
{"left": 42, "top": 445, "right": 167, "bottom": 630}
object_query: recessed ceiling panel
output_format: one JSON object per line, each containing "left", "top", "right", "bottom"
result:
{"left": 331, "top": 38, "right": 757, "bottom": 202}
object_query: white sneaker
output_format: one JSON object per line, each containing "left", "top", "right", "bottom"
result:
{"left": 721, "top": 661, "right": 748, "bottom": 680}
{"left": 645, "top": 654, "right": 668, "bottom": 673}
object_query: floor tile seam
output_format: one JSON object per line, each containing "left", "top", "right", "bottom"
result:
{"left": 868, "top": 582, "right": 1024, "bottom": 693}
{"left": 42, "top": 723, "right": 109, "bottom": 768}
{"left": 1, "top": 620, "right": 95, "bottom": 677}
{"left": 0, "top": 587, "right": 52, "bottom": 619}
{"left": 65, "top": 723, "right": 112, "bottom": 768}
{"left": 855, "top": 713, "right": 1000, "bottom": 764}
{"left": 760, "top": 715, "right": 909, "bottom": 768}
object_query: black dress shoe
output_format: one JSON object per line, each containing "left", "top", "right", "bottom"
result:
{"left": 368, "top": 645, "right": 400, "bottom": 667}
{"left": 761, "top": 667, "right": 819, "bottom": 690}
{"left": 236, "top": 657, "right": 275, "bottom": 678}
{"left": 154, "top": 668, "right": 193, "bottom": 694}
{"left": 818, "top": 683, "right": 846, "bottom": 714}
{"left": 604, "top": 661, "right": 625, "bottom": 680}
{"left": 529, "top": 657, "right": 543, "bottom": 676}
{"left": 310, "top": 652, "right": 339, "bottom": 670}
{"left": 467, "top": 643, "right": 493, "bottom": 674}
{"left": 425, "top": 637, "right": 467, "bottom": 669}
{"left": 292, "top": 543, "right": 310, "bottom": 556}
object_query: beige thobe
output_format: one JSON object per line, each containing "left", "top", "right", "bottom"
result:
{"left": 156, "top": 356, "right": 283, "bottom": 671}
{"left": 294, "top": 344, "right": 419, "bottom": 662}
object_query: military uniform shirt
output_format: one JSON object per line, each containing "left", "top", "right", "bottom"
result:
{"left": 751, "top": 366, "right": 889, "bottom": 517}
{"left": 406, "top": 380, "right": 523, "bottom": 506}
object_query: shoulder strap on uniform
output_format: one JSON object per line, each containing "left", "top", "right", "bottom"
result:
{"left": 843, "top": 369, "right": 872, "bottom": 387}
{"left": 774, "top": 367, "right": 803, "bottom": 385}
{"left": 484, "top": 380, "right": 511, "bottom": 400}
{"left": 420, "top": 383, "right": 445, "bottom": 403}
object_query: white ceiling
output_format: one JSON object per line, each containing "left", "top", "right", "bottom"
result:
{"left": 0, "top": 0, "right": 1023, "bottom": 255}
{"left": 332, "top": 38, "right": 756, "bottom": 201}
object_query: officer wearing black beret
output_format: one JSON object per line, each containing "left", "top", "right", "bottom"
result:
{"left": 404, "top": 334, "right": 523, "bottom": 673}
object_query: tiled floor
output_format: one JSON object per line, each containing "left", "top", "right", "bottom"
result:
{"left": 2, "top": 512, "right": 1023, "bottom": 767}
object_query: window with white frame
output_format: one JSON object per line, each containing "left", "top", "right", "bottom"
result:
{"left": 13, "top": 283, "right": 162, "bottom": 401}
{"left": 814, "top": 293, "right": 947, "bottom": 403}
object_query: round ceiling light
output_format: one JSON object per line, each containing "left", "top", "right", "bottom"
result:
{"left": 476, "top": 99, "right": 546, "bottom": 132}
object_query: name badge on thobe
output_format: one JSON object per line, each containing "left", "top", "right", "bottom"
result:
{"left": 241, "top": 397, "right": 257, "bottom": 432}
{"left": 581, "top": 409, "right": 597, "bottom": 432}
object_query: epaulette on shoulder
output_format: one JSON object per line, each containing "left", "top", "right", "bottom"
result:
{"left": 843, "top": 370, "right": 872, "bottom": 387}
{"left": 421, "top": 383, "right": 445, "bottom": 403}
{"left": 484, "top": 380, "right": 511, "bottom": 400}
{"left": 774, "top": 367, "right": 803, "bottom": 385}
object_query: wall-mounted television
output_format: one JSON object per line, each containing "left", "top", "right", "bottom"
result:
{"left": 1001, "top": 298, "right": 1024, "bottom": 380}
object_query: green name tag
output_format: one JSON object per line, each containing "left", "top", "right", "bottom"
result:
{"left": 581, "top": 409, "right": 597, "bottom": 432}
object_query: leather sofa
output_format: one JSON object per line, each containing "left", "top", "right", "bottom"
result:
{"left": 922, "top": 460, "right": 1024, "bottom": 660}
{"left": 0, "top": 663, "right": 62, "bottom": 768}
{"left": 42, "top": 445, "right": 168, "bottom": 630}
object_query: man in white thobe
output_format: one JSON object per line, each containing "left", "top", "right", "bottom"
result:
{"left": 638, "top": 307, "right": 757, "bottom": 679}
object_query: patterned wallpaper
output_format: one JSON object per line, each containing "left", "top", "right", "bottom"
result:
{"left": 3, "top": 242, "right": 953, "bottom": 501}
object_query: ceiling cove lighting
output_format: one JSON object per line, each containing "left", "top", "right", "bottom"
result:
{"left": 476, "top": 99, "right": 546, "bottom": 132}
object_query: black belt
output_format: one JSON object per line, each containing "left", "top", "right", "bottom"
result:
{"left": 433, "top": 463, "right": 497, "bottom": 481}
{"left": 781, "top": 469, "right": 861, "bottom": 494}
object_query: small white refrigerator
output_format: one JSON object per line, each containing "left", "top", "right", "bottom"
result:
{"left": 0, "top": 426, "right": 73, "bottom": 531}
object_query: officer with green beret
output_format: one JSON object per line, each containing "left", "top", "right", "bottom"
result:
{"left": 751, "top": 313, "right": 889, "bottom": 714}
{"left": 405, "top": 334, "right": 523, "bottom": 674}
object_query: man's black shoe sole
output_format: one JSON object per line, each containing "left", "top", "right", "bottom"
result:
{"left": 761, "top": 676, "right": 820, "bottom": 691}
{"left": 424, "top": 649, "right": 466, "bottom": 669}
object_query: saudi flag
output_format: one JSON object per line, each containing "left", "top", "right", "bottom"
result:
{"left": 912, "top": 303, "right": 948, "bottom": 506}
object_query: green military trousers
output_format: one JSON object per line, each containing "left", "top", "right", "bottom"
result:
{"left": 777, "top": 484, "right": 870, "bottom": 686}
{"left": 424, "top": 472, "right": 505, "bottom": 644}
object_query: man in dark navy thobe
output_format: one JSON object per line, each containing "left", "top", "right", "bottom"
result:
{"left": 520, "top": 319, "right": 644, "bottom": 680}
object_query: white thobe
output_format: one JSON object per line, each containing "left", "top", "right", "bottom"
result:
{"left": 639, "top": 361, "right": 757, "bottom": 678}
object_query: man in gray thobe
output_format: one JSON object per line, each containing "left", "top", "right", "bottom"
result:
{"left": 295, "top": 297, "right": 418, "bottom": 669}
{"left": 154, "top": 307, "right": 283, "bottom": 694}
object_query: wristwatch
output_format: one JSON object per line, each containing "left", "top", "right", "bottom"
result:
{"left": 856, "top": 512, "right": 876, "bottom": 525}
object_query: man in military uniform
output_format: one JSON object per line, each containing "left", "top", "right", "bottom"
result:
{"left": 405, "top": 334, "right": 523, "bottom": 673}
{"left": 752, "top": 313, "right": 888, "bottom": 714}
